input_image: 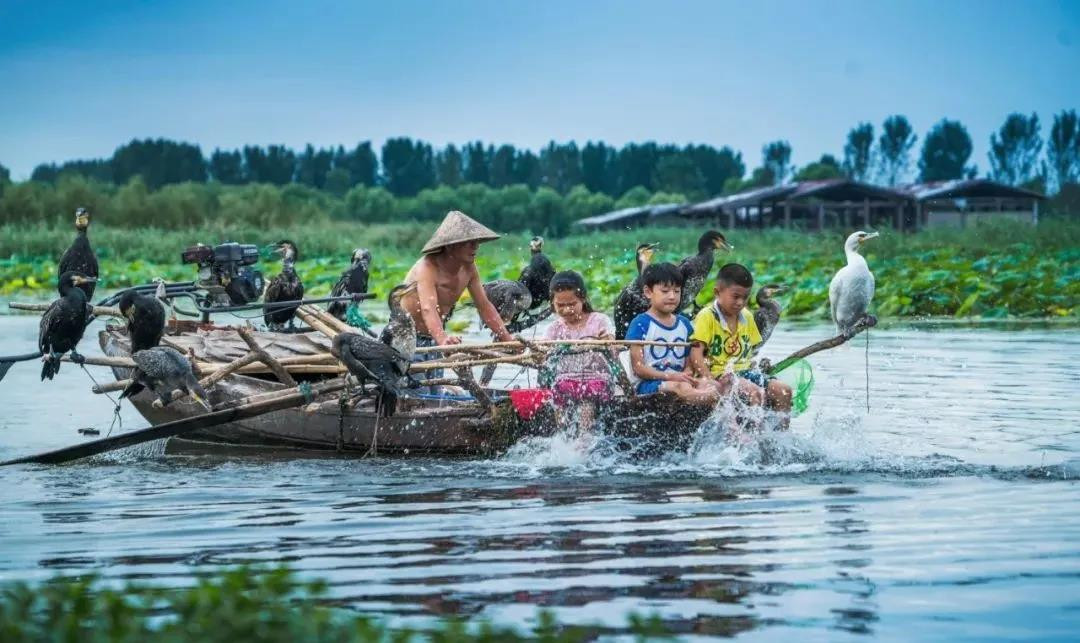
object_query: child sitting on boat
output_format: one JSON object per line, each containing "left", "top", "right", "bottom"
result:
{"left": 688, "top": 263, "right": 793, "bottom": 423}
{"left": 543, "top": 271, "right": 619, "bottom": 431}
{"left": 625, "top": 263, "right": 718, "bottom": 404}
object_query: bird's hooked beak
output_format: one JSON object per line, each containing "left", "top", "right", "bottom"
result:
{"left": 713, "top": 236, "right": 733, "bottom": 251}
{"left": 72, "top": 275, "right": 97, "bottom": 286}
{"left": 393, "top": 282, "right": 419, "bottom": 300}
{"left": 859, "top": 232, "right": 880, "bottom": 245}
{"left": 75, "top": 213, "right": 90, "bottom": 228}
{"left": 771, "top": 285, "right": 790, "bottom": 296}
{"left": 190, "top": 391, "right": 212, "bottom": 412}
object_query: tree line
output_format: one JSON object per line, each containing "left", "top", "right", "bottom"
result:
{"left": 7, "top": 110, "right": 1077, "bottom": 202}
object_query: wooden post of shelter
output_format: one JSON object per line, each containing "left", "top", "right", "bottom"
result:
{"left": 862, "top": 198, "right": 871, "bottom": 228}
{"left": 816, "top": 202, "right": 825, "bottom": 231}
{"left": 1032, "top": 199, "right": 1039, "bottom": 225}
{"left": 727, "top": 206, "right": 735, "bottom": 230}
{"left": 783, "top": 201, "right": 791, "bottom": 229}
{"left": 894, "top": 201, "right": 902, "bottom": 231}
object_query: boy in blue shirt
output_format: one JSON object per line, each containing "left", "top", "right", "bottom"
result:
{"left": 625, "top": 263, "right": 719, "bottom": 404}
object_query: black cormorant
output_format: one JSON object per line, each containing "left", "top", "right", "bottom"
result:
{"left": 676, "top": 230, "right": 732, "bottom": 313}
{"left": 612, "top": 242, "right": 659, "bottom": 340}
{"left": 752, "top": 284, "right": 789, "bottom": 349}
{"left": 39, "top": 271, "right": 96, "bottom": 380}
{"left": 328, "top": 248, "right": 372, "bottom": 321}
{"left": 57, "top": 208, "right": 99, "bottom": 300}
{"left": 118, "top": 290, "right": 166, "bottom": 352}
{"left": 120, "top": 346, "right": 211, "bottom": 411}
{"left": 518, "top": 236, "right": 555, "bottom": 308}
{"left": 482, "top": 280, "right": 533, "bottom": 329}
{"left": 263, "top": 240, "right": 304, "bottom": 330}
{"left": 337, "top": 284, "right": 417, "bottom": 417}
{"left": 829, "top": 231, "right": 879, "bottom": 335}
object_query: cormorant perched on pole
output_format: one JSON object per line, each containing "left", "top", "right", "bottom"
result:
{"left": 752, "top": 284, "right": 789, "bottom": 351}
{"left": 120, "top": 346, "right": 211, "bottom": 412}
{"left": 829, "top": 231, "right": 879, "bottom": 336}
{"left": 263, "top": 240, "right": 304, "bottom": 330}
{"left": 58, "top": 208, "right": 99, "bottom": 300}
{"left": 676, "top": 230, "right": 731, "bottom": 313}
{"left": 39, "top": 271, "right": 96, "bottom": 380}
{"left": 518, "top": 236, "right": 555, "bottom": 308}
{"left": 328, "top": 248, "right": 372, "bottom": 322}
{"left": 118, "top": 290, "right": 166, "bottom": 352}
{"left": 612, "top": 243, "right": 659, "bottom": 340}
{"left": 338, "top": 283, "right": 418, "bottom": 418}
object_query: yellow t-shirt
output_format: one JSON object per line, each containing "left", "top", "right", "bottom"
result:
{"left": 690, "top": 304, "right": 762, "bottom": 376}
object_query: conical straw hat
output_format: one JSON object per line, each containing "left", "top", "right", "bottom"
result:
{"left": 421, "top": 210, "right": 501, "bottom": 254}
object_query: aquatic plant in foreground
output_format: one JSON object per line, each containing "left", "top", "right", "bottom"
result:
{"left": 0, "top": 566, "right": 673, "bottom": 642}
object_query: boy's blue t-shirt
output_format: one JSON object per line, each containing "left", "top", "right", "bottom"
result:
{"left": 624, "top": 312, "right": 694, "bottom": 387}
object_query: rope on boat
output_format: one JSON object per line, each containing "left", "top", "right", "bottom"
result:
{"left": 79, "top": 362, "right": 123, "bottom": 438}
{"left": 299, "top": 381, "right": 315, "bottom": 404}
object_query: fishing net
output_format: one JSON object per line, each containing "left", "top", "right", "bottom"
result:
{"left": 775, "top": 358, "right": 814, "bottom": 416}
{"left": 345, "top": 302, "right": 373, "bottom": 331}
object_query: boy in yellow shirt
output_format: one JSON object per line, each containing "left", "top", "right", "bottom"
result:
{"left": 688, "top": 263, "right": 793, "bottom": 425}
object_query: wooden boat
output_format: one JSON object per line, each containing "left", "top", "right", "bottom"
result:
{"left": 98, "top": 321, "right": 714, "bottom": 457}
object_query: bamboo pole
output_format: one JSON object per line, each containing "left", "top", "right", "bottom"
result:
{"left": 413, "top": 338, "right": 692, "bottom": 354}
{"left": 236, "top": 325, "right": 296, "bottom": 387}
{"left": 61, "top": 354, "right": 136, "bottom": 368}
{"left": 765, "top": 315, "right": 877, "bottom": 375}
{"left": 295, "top": 308, "right": 338, "bottom": 340}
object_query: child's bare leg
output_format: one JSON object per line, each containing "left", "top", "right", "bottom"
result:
{"left": 766, "top": 380, "right": 793, "bottom": 429}
{"left": 663, "top": 381, "right": 719, "bottom": 405}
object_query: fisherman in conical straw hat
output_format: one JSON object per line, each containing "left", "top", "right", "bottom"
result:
{"left": 400, "top": 210, "right": 514, "bottom": 348}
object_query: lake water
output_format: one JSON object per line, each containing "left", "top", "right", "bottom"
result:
{"left": 0, "top": 312, "right": 1078, "bottom": 641}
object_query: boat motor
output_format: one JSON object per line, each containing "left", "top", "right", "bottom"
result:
{"left": 181, "top": 242, "right": 264, "bottom": 307}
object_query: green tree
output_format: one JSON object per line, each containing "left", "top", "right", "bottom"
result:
{"left": 563, "top": 184, "right": 615, "bottom": 221}
{"left": 334, "top": 142, "right": 378, "bottom": 187}
{"left": 581, "top": 141, "right": 617, "bottom": 195}
{"left": 112, "top": 138, "right": 207, "bottom": 189}
{"left": 614, "top": 185, "right": 651, "bottom": 209}
{"left": 296, "top": 144, "right": 334, "bottom": 189}
{"left": 322, "top": 168, "right": 351, "bottom": 197}
{"left": 435, "top": 144, "right": 463, "bottom": 187}
{"left": 463, "top": 142, "right": 491, "bottom": 185}
{"left": 762, "top": 140, "right": 792, "bottom": 185}
{"left": 539, "top": 141, "right": 582, "bottom": 194}
{"left": 615, "top": 143, "right": 660, "bottom": 194}
{"left": 652, "top": 153, "right": 706, "bottom": 199}
{"left": 686, "top": 144, "right": 744, "bottom": 196}
{"left": 0, "top": 161, "right": 9, "bottom": 184}
{"left": 843, "top": 123, "right": 874, "bottom": 182}
{"left": 340, "top": 185, "right": 396, "bottom": 222}
{"left": 380, "top": 137, "right": 435, "bottom": 196}
{"left": 876, "top": 115, "right": 917, "bottom": 185}
{"left": 795, "top": 154, "right": 844, "bottom": 181}
{"left": 988, "top": 113, "right": 1042, "bottom": 186}
{"left": 242, "top": 145, "right": 296, "bottom": 185}
{"left": 1047, "top": 109, "right": 1080, "bottom": 194}
{"left": 209, "top": 149, "right": 244, "bottom": 184}
{"left": 919, "top": 119, "right": 974, "bottom": 182}
{"left": 489, "top": 144, "right": 517, "bottom": 187}
{"left": 512, "top": 150, "right": 541, "bottom": 188}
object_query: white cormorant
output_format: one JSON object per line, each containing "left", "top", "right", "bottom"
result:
{"left": 829, "top": 231, "right": 879, "bottom": 335}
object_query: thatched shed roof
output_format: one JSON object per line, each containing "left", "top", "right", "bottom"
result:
{"left": 573, "top": 202, "right": 684, "bottom": 229}
{"left": 898, "top": 179, "right": 1046, "bottom": 201}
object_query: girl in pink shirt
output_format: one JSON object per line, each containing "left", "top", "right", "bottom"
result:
{"left": 543, "top": 271, "right": 618, "bottom": 431}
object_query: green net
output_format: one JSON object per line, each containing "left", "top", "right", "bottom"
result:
{"left": 775, "top": 358, "right": 814, "bottom": 416}
{"left": 345, "top": 302, "right": 372, "bottom": 330}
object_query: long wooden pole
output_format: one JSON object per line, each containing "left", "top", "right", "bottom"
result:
{"left": 1, "top": 378, "right": 349, "bottom": 466}
{"left": 8, "top": 302, "right": 120, "bottom": 317}
{"left": 765, "top": 315, "right": 877, "bottom": 375}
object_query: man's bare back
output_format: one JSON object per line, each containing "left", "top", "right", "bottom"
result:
{"left": 400, "top": 240, "right": 512, "bottom": 345}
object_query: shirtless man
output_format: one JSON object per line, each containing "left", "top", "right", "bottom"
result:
{"left": 400, "top": 211, "right": 513, "bottom": 347}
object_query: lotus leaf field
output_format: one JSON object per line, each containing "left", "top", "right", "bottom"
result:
{"left": 1, "top": 219, "right": 1076, "bottom": 321}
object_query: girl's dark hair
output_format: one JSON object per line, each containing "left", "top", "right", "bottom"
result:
{"left": 716, "top": 263, "right": 754, "bottom": 289}
{"left": 549, "top": 270, "right": 593, "bottom": 313}
{"left": 642, "top": 262, "right": 684, "bottom": 288}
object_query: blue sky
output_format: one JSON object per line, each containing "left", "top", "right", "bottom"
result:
{"left": 1, "top": 0, "right": 1077, "bottom": 180}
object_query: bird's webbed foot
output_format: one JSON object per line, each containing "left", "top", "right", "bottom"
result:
{"left": 69, "top": 350, "right": 85, "bottom": 366}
